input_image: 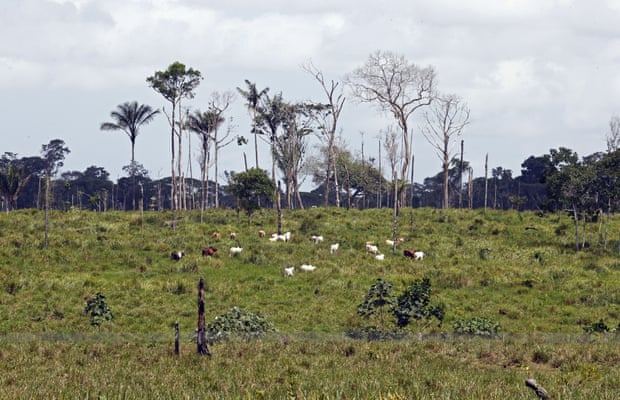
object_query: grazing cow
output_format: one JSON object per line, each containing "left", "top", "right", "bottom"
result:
{"left": 404, "top": 249, "right": 424, "bottom": 260}
{"left": 229, "top": 247, "right": 243, "bottom": 257}
{"left": 300, "top": 264, "right": 317, "bottom": 271}
{"left": 202, "top": 246, "right": 217, "bottom": 256}
{"left": 171, "top": 250, "right": 185, "bottom": 260}
{"left": 284, "top": 266, "right": 295, "bottom": 277}
{"left": 230, "top": 232, "right": 237, "bottom": 240}
{"left": 365, "top": 243, "right": 379, "bottom": 255}
{"left": 258, "top": 230, "right": 266, "bottom": 238}
{"left": 310, "top": 235, "right": 324, "bottom": 244}
{"left": 210, "top": 231, "right": 221, "bottom": 239}
{"left": 330, "top": 243, "right": 340, "bottom": 254}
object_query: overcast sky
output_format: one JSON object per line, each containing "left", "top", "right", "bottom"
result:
{"left": 2, "top": 0, "right": 619, "bottom": 186}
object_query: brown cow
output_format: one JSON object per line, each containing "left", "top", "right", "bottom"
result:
{"left": 202, "top": 246, "right": 217, "bottom": 256}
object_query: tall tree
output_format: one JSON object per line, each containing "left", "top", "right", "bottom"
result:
{"left": 303, "top": 61, "right": 346, "bottom": 207}
{"left": 274, "top": 102, "right": 323, "bottom": 209}
{"left": 237, "top": 80, "right": 269, "bottom": 169}
{"left": 100, "top": 101, "right": 159, "bottom": 210}
{"left": 41, "top": 139, "right": 70, "bottom": 177}
{"left": 421, "top": 94, "right": 470, "bottom": 209}
{"left": 346, "top": 50, "right": 436, "bottom": 206}
{"left": 255, "top": 92, "right": 287, "bottom": 201}
{"left": 100, "top": 101, "right": 160, "bottom": 164}
{"left": 147, "top": 61, "right": 202, "bottom": 210}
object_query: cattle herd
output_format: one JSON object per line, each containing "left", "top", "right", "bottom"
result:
{"left": 170, "top": 230, "right": 425, "bottom": 275}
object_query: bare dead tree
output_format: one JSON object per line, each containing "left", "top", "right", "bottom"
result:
{"left": 383, "top": 125, "right": 401, "bottom": 209}
{"left": 484, "top": 153, "right": 489, "bottom": 212}
{"left": 420, "top": 94, "right": 470, "bottom": 209}
{"left": 346, "top": 50, "right": 436, "bottom": 206}
{"left": 302, "top": 61, "right": 346, "bottom": 207}
{"left": 607, "top": 114, "right": 620, "bottom": 153}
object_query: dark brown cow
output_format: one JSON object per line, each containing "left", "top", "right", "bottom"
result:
{"left": 202, "top": 246, "right": 217, "bottom": 256}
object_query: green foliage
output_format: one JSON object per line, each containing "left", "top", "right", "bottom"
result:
{"left": 206, "top": 306, "right": 276, "bottom": 343}
{"left": 394, "top": 277, "right": 444, "bottom": 329}
{"left": 453, "top": 317, "right": 501, "bottom": 337}
{"left": 583, "top": 319, "right": 610, "bottom": 334}
{"left": 227, "top": 168, "right": 275, "bottom": 221}
{"left": 357, "top": 279, "right": 397, "bottom": 330}
{"left": 84, "top": 293, "right": 113, "bottom": 330}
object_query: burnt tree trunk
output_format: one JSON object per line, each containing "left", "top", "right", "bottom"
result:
{"left": 197, "top": 277, "right": 211, "bottom": 356}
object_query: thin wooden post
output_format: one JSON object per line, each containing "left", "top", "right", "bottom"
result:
{"left": 174, "top": 321, "right": 179, "bottom": 355}
{"left": 197, "top": 277, "right": 211, "bottom": 356}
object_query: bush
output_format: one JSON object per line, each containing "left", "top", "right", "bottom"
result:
{"left": 583, "top": 319, "right": 610, "bottom": 334}
{"left": 205, "top": 306, "right": 276, "bottom": 343}
{"left": 453, "top": 317, "right": 501, "bottom": 337}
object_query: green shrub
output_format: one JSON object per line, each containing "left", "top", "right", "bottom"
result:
{"left": 206, "top": 306, "right": 276, "bottom": 343}
{"left": 583, "top": 319, "right": 610, "bottom": 334}
{"left": 453, "top": 317, "right": 501, "bottom": 337}
{"left": 84, "top": 293, "right": 113, "bottom": 331}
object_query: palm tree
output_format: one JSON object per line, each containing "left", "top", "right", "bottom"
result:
{"left": 187, "top": 109, "right": 225, "bottom": 213}
{"left": 100, "top": 101, "right": 160, "bottom": 164}
{"left": 236, "top": 80, "right": 269, "bottom": 168}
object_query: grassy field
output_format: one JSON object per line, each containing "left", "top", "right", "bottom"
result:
{"left": 1, "top": 207, "right": 619, "bottom": 399}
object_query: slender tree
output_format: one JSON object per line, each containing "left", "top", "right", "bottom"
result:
{"left": 187, "top": 108, "right": 223, "bottom": 213}
{"left": 302, "top": 61, "right": 346, "bottom": 207}
{"left": 237, "top": 80, "right": 269, "bottom": 169}
{"left": 346, "top": 50, "right": 436, "bottom": 206}
{"left": 256, "top": 92, "right": 287, "bottom": 203}
{"left": 147, "top": 61, "right": 202, "bottom": 210}
{"left": 421, "top": 94, "right": 470, "bottom": 209}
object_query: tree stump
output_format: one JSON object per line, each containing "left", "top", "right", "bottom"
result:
{"left": 197, "top": 277, "right": 211, "bottom": 356}
{"left": 525, "top": 378, "right": 551, "bottom": 399}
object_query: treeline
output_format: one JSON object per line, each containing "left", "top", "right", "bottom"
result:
{"left": 3, "top": 139, "right": 620, "bottom": 215}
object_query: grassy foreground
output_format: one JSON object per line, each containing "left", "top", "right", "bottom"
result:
{"left": 1, "top": 207, "right": 619, "bottom": 398}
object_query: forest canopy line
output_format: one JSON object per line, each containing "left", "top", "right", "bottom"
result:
{"left": 2, "top": 56, "right": 620, "bottom": 213}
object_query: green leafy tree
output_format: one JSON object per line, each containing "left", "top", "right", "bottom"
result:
{"left": 84, "top": 293, "right": 113, "bottom": 331}
{"left": 41, "top": 139, "right": 70, "bottom": 177}
{"left": 147, "top": 61, "right": 202, "bottom": 210}
{"left": 227, "top": 168, "right": 275, "bottom": 223}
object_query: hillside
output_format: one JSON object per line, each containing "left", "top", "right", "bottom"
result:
{"left": 0, "top": 207, "right": 619, "bottom": 398}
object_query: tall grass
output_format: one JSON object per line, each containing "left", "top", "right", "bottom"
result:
{"left": 1, "top": 207, "right": 619, "bottom": 398}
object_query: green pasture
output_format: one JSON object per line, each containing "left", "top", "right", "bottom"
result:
{"left": 0, "top": 207, "right": 619, "bottom": 398}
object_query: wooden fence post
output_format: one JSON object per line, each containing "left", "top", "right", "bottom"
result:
{"left": 174, "top": 321, "right": 179, "bottom": 355}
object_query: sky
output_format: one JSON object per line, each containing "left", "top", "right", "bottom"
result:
{"left": 2, "top": 0, "right": 620, "bottom": 188}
